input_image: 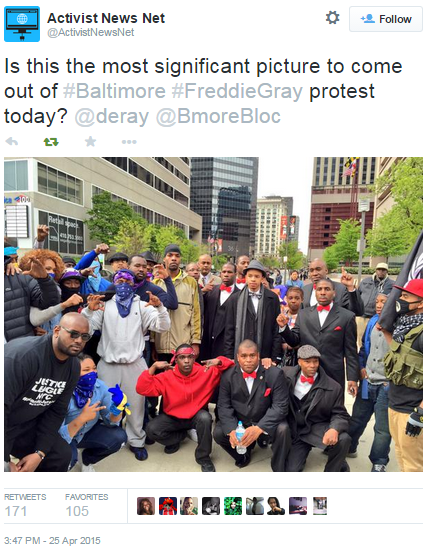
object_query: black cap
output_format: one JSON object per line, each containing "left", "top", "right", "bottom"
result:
{"left": 164, "top": 243, "right": 181, "bottom": 256}
{"left": 108, "top": 252, "right": 129, "bottom": 264}
{"left": 142, "top": 251, "right": 157, "bottom": 264}
{"left": 62, "top": 256, "right": 75, "bottom": 265}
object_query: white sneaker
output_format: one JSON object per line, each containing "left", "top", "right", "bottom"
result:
{"left": 371, "top": 464, "right": 386, "bottom": 472}
{"left": 81, "top": 463, "right": 95, "bottom": 472}
{"left": 187, "top": 429, "right": 198, "bottom": 443}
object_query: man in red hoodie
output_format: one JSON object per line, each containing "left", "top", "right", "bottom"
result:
{"left": 136, "top": 344, "right": 234, "bottom": 472}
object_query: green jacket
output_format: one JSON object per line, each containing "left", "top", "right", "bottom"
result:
{"left": 152, "top": 271, "right": 201, "bottom": 353}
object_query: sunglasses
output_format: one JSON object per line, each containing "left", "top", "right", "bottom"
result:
{"left": 60, "top": 326, "right": 92, "bottom": 342}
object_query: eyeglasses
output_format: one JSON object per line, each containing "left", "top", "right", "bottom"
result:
{"left": 60, "top": 326, "right": 92, "bottom": 342}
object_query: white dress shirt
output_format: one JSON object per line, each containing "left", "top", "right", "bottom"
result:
{"left": 317, "top": 301, "right": 333, "bottom": 326}
{"left": 241, "top": 366, "right": 259, "bottom": 394}
{"left": 294, "top": 372, "right": 318, "bottom": 400}
{"left": 249, "top": 291, "right": 261, "bottom": 314}
{"left": 219, "top": 284, "right": 234, "bottom": 305}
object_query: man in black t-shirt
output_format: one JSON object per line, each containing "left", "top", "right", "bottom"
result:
{"left": 4, "top": 313, "right": 89, "bottom": 472}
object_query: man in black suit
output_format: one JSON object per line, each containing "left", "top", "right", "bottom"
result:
{"left": 201, "top": 262, "right": 239, "bottom": 360}
{"left": 213, "top": 339, "right": 291, "bottom": 471}
{"left": 278, "top": 278, "right": 359, "bottom": 394}
{"left": 303, "top": 259, "right": 364, "bottom": 316}
{"left": 283, "top": 345, "right": 351, "bottom": 472}
{"left": 224, "top": 260, "right": 282, "bottom": 367}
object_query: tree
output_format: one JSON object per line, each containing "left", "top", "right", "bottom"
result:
{"left": 111, "top": 218, "right": 149, "bottom": 257}
{"left": 213, "top": 254, "right": 229, "bottom": 271}
{"left": 332, "top": 219, "right": 360, "bottom": 266}
{"left": 277, "top": 241, "right": 304, "bottom": 270}
{"left": 366, "top": 157, "right": 423, "bottom": 258}
{"left": 323, "top": 244, "right": 340, "bottom": 272}
{"left": 258, "top": 255, "right": 280, "bottom": 269}
{"left": 84, "top": 191, "right": 137, "bottom": 244}
{"left": 181, "top": 240, "right": 207, "bottom": 264}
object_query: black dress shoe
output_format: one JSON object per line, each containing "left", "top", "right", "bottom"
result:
{"left": 164, "top": 443, "right": 180, "bottom": 454}
{"left": 340, "top": 460, "right": 351, "bottom": 472}
{"left": 257, "top": 434, "right": 269, "bottom": 449}
{"left": 197, "top": 459, "right": 216, "bottom": 472}
{"left": 235, "top": 452, "right": 251, "bottom": 469}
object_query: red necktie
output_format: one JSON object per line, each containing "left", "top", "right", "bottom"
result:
{"left": 220, "top": 285, "right": 232, "bottom": 293}
{"left": 317, "top": 305, "right": 331, "bottom": 312}
{"left": 300, "top": 375, "right": 315, "bottom": 384}
{"left": 237, "top": 278, "right": 246, "bottom": 284}
{"left": 313, "top": 284, "right": 316, "bottom": 289}
{"left": 243, "top": 371, "right": 257, "bottom": 379}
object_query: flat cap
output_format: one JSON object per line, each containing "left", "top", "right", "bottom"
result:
{"left": 108, "top": 252, "right": 129, "bottom": 263}
{"left": 298, "top": 345, "right": 321, "bottom": 359}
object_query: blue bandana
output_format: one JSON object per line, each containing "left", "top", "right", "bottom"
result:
{"left": 73, "top": 372, "right": 98, "bottom": 408}
{"left": 115, "top": 282, "right": 135, "bottom": 317}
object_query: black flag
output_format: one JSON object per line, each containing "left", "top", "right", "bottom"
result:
{"left": 379, "top": 231, "right": 423, "bottom": 331}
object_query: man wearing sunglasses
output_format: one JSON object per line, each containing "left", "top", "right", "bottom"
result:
{"left": 4, "top": 312, "right": 90, "bottom": 472}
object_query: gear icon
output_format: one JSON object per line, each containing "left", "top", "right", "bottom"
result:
{"left": 326, "top": 11, "right": 340, "bottom": 24}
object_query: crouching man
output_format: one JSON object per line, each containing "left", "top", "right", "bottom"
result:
{"left": 283, "top": 345, "right": 351, "bottom": 472}
{"left": 213, "top": 339, "right": 291, "bottom": 472}
{"left": 59, "top": 354, "right": 127, "bottom": 472}
{"left": 136, "top": 344, "right": 234, "bottom": 472}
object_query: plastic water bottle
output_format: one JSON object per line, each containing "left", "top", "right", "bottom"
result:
{"left": 235, "top": 421, "right": 247, "bottom": 454}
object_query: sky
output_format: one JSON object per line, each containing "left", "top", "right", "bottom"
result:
{"left": 257, "top": 156, "right": 314, "bottom": 254}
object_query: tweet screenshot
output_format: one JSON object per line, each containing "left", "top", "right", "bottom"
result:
{"left": 2, "top": 0, "right": 427, "bottom": 547}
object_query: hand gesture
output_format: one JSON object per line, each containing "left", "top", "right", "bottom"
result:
{"left": 79, "top": 399, "right": 106, "bottom": 423}
{"left": 145, "top": 291, "right": 162, "bottom": 308}
{"left": 360, "top": 368, "right": 368, "bottom": 380}
{"left": 201, "top": 358, "right": 222, "bottom": 372}
{"left": 201, "top": 276, "right": 215, "bottom": 294}
{"left": 276, "top": 313, "right": 288, "bottom": 328}
{"left": 22, "top": 258, "right": 47, "bottom": 279}
{"left": 34, "top": 326, "right": 48, "bottom": 337}
{"left": 340, "top": 267, "right": 355, "bottom": 291}
{"left": 80, "top": 266, "right": 96, "bottom": 278}
{"left": 62, "top": 293, "right": 83, "bottom": 309}
{"left": 87, "top": 294, "right": 105, "bottom": 311}
{"left": 322, "top": 428, "right": 339, "bottom": 446}
{"left": 261, "top": 358, "right": 275, "bottom": 369}
{"left": 149, "top": 361, "right": 173, "bottom": 375}
{"left": 37, "top": 224, "right": 49, "bottom": 242}
{"left": 153, "top": 264, "right": 168, "bottom": 279}
{"left": 94, "top": 243, "right": 110, "bottom": 255}
{"left": 5, "top": 263, "right": 22, "bottom": 277}
{"left": 192, "top": 344, "right": 200, "bottom": 357}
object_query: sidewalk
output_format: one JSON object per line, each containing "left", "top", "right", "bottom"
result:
{"left": 79, "top": 398, "right": 398, "bottom": 473}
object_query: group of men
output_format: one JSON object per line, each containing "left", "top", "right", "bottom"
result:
{"left": 4, "top": 238, "right": 423, "bottom": 473}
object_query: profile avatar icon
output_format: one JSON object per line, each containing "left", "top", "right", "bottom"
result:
{"left": 362, "top": 14, "right": 375, "bottom": 23}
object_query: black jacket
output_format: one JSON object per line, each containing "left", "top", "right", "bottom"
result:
{"left": 283, "top": 364, "right": 350, "bottom": 448}
{"left": 4, "top": 274, "right": 60, "bottom": 342}
{"left": 217, "top": 365, "right": 288, "bottom": 438}
{"left": 281, "top": 303, "right": 359, "bottom": 388}
{"left": 201, "top": 284, "right": 240, "bottom": 360}
{"left": 4, "top": 334, "right": 80, "bottom": 461}
{"left": 303, "top": 281, "right": 364, "bottom": 316}
{"left": 224, "top": 287, "right": 282, "bottom": 362}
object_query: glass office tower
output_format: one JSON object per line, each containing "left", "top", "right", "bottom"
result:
{"left": 190, "top": 157, "right": 259, "bottom": 258}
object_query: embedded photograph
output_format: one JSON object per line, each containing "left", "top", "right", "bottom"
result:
{"left": 4, "top": 157, "right": 423, "bottom": 473}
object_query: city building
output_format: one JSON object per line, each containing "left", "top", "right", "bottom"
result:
{"left": 190, "top": 157, "right": 258, "bottom": 258}
{"left": 370, "top": 156, "right": 407, "bottom": 267}
{"left": 4, "top": 157, "right": 202, "bottom": 255}
{"left": 255, "top": 196, "right": 300, "bottom": 257}
{"left": 308, "top": 157, "right": 376, "bottom": 260}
